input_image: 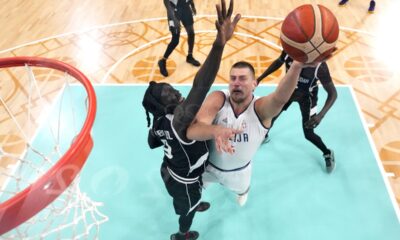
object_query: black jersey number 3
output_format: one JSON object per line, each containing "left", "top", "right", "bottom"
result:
{"left": 161, "top": 139, "right": 173, "bottom": 159}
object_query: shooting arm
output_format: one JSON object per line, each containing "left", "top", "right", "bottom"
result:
{"left": 255, "top": 61, "right": 303, "bottom": 126}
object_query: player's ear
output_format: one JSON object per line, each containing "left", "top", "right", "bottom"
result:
{"left": 252, "top": 78, "right": 257, "bottom": 88}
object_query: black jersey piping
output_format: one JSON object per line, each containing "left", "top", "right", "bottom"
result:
{"left": 253, "top": 101, "right": 270, "bottom": 130}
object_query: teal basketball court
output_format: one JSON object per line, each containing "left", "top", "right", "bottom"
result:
{"left": 35, "top": 85, "right": 400, "bottom": 239}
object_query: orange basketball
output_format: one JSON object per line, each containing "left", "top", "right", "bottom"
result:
{"left": 280, "top": 4, "right": 339, "bottom": 63}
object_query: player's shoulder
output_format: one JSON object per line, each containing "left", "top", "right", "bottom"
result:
{"left": 316, "top": 62, "right": 331, "bottom": 79}
{"left": 208, "top": 90, "right": 226, "bottom": 100}
{"left": 204, "top": 90, "right": 226, "bottom": 110}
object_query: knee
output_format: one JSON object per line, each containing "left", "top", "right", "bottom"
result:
{"left": 303, "top": 129, "right": 315, "bottom": 140}
{"left": 187, "top": 30, "right": 194, "bottom": 39}
{"left": 186, "top": 25, "right": 195, "bottom": 37}
{"left": 170, "top": 32, "right": 180, "bottom": 46}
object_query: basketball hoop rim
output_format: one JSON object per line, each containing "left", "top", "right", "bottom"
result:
{"left": 0, "top": 56, "right": 96, "bottom": 235}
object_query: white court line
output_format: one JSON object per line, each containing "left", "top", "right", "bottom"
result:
{"left": 0, "top": 15, "right": 377, "bottom": 55}
{"left": 349, "top": 86, "right": 400, "bottom": 223}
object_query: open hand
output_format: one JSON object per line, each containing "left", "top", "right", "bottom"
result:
{"left": 214, "top": 0, "right": 241, "bottom": 47}
{"left": 214, "top": 125, "right": 242, "bottom": 154}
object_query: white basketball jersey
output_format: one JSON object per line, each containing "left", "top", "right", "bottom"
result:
{"left": 209, "top": 90, "right": 269, "bottom": 170}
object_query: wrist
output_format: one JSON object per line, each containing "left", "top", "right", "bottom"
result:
{"left": 290, "top": 61, "right": 303, "bottom": 69}
{"left": 212, "top": 125, "right": 222, "bottom": 138}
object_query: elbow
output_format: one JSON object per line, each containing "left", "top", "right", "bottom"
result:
{"left": 148, "top": 142, "right": 162, "bottom": 149}
{"left": 186, "top": 126, "right": 195, "bottom": 141}
{"left": 329, "top": 90, "right": 338, "bottom": 102}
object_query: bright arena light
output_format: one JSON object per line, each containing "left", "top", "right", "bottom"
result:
{"left": 373, "top": 2, "right": 400, "bottom": 72}
{"left": 76, "top": 36, "right": 102, "bottom": 74}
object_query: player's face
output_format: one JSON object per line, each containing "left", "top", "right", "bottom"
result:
{"left": 229, "top": 67, "right": 257, "bottom": 104}
{"left": 160, "top": 84, "right": 184, "bottom": 107}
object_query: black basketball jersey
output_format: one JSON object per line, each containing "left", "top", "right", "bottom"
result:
{"left": 280, "top": 51, "right": 333, "bottom": 95}
{"left": 152, "top": 114, "right": 209, "bottom": 179}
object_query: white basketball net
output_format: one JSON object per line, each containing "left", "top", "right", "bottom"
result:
{"left": 0, "top": 64, "right": 108, "bottom": 239}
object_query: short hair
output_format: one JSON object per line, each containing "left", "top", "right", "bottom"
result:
{"left": 231, "top": 61, "right": 255, "bottom": 77}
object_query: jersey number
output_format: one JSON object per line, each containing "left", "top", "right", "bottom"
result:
{"left": 160, "top": 139, "right": 173, "bottom": 159}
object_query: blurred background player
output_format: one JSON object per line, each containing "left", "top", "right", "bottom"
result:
{"left": 158, "top": 0, "right": 201, "bottom": 77}
{"left": 143, "top": 0, "right": 241, "bottom": 239}
{"left": 257, "top": 50, "right": 337, "bottom": 173}
{"left": 339, "top": 0, "right": 376, "bottom": 13}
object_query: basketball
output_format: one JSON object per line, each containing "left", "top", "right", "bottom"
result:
{"left": 280, "top": 4, "right": 339, "bottom": 63}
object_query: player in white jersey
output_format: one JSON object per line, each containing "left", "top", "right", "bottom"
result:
{"left": 187, "top": 60, "right": 326, "bottom": 206}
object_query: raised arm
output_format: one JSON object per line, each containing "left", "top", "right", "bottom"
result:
{"left": 256, "top": 51, "right": 286, "bottom": 84}
{"left": 304, "top": 63, "right": 337, "bottom": 128}
{"left": 255, "top": 61, "right": 306, "bottom": 127}
{"left": 172, "top": 0, "right": 241, "bottom": 140}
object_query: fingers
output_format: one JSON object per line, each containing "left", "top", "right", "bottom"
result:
{"left": 215, "top": 137, "right": 222, "bottom": 152}
{"left": 322, "top": 47, "right": 338, "bottom": 62}
{"left": 221, "top": 0, "right": 227, "bottom": 19}
{"left": 215, "top": 136, "right": 235, "bottom": 154}
{"left": 232, "top": 128, "right": 243, "bottom": 134}
{"left": 232, "top": 13, "right": 241, "bottom": 27}
{"left": 216, "top": 4, "right": 223, "bottom": 24}
{"left": 227, "top": 0, "right": 234, "bottom": 17}
{"left": 305, "top": 121, "right": 318, "bottom": 129}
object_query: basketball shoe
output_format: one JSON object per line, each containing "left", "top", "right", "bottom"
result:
{"left": 368, "top": 1, "right": 375, "bottom": 13}
{"left": 170, "top": 231, "right": 199, "bottom": 240}
{"left": 158, "top": 59, "right": 168, "bottom": 77}
{"left": 324, "top": 149, "right": 335, "bottom": 173}
{"left": 186, "top": 55, "right": 201, "bottom": 67}
{"left": 195, "top": 201, "right": 210, "bottom": 212}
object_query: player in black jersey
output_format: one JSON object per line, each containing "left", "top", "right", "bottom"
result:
{"left": 158, "top": 0, "right": 201, "bottom": 77}
{"left": 143, "top": 1, "right": 241, "bottom": 239}
{"left": 257, "top": 50, "right": 337, "bottom": 173}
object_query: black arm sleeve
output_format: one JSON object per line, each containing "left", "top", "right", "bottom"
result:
{"left": 147, "top": 129, "right": 163, "bottom": 149}
{"left": 172, "top": 44, "right": 225, "bottom": 141}
{"left": 257, "top": 51, "right": 286, "bottom": 84}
